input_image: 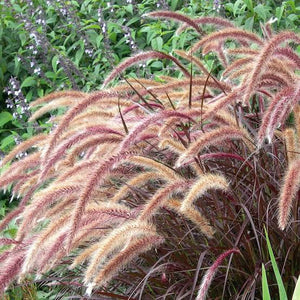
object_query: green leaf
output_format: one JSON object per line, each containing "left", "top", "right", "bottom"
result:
{"left": 19, "top": 32, "right": 26, "bottom": 46}
{"left": 125, "top": 16, "right": 140, "bottom": 27}
{"left": 147, "top": 30, "right": 158, "bottom": 45}
{"left": 264, "top": 228, "right": 288, "bottom": 300}
{"left": 124, "top": 4, "right": 133, "bottom": 14}
{"left": 262, "top": 264, "right": 271, "bottom": 300}
{"left": 287, "top": 14, "right": 298, "bottom": 22}
{"left": 45, "top": 71, "right": 57, "bottom": 79}
{"left": 0, "top": 112, "right": 13, "bottom": 127}
{"left": 52, "top": 55, "right": 59, "bottom": 73}
{"left": 0, "top": 66, "right": 3, "bottom": 82}
{"left": 244, "top": 0, "right": 254, "bottom": 13}
{"left": 81, "top": 24, "right": 101, "bottom": 30}
{"left": 292, "top": 276, "right": 300, "bottom": 300}
{"left": 37, "top": 89, "right": 44, "bottom": 98}
{"left": 224, "top": 3, "right": 234, "bottom": 13}
{"left": 21, "top": 76, "right": 36, "bottom": 88}
{"left": 244, "top": 16, "right": 254, "bottom": 31}
{"left": 36, "top": 290, "right": 53, "bottom": 298}
{"left": 75, "top": 41, "right": 85, "bottom": 65}
{"left": 254, "top": 4, "right": 268, "bottom": 21}
{"left": 0, "top": 135, "right": 16, "bottom": 150}
{"left": 233, "top": 0, "right": 244, "bottom": 16}
{"left": 150, "top": 61, "right": 163, "bottom": 69}
{"left": 151, "top": 36, "right": 163, "bottom": 51}
{"left": 170, "top": 0, "right": 179, "bottom": 10}
{"left": 276, "top": 5, "right": 285, "bottom": 24}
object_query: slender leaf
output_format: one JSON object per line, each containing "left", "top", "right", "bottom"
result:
{"left": 264, "top": 228, "right": 288, "bottom": 300}
{"left": 262, "top": 263, "right": 271, "bottom": 300}
{"left": 0, "top": 112, "right": 13, "bottom": 127}
{"left": 292, "top": 276, "right": 300, "bottom": 300}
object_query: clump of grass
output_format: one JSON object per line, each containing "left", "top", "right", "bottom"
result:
{"left": 0, "top": 11, "right": 299, "bottom": 299}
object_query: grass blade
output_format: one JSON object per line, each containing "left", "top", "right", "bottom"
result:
{"left": 261, "top": 263, "right": 271, "bottom": 300}
{"left": 264, "top": 227, "right": 288, "bottom": 300}
{"left": 292, "top": 276, "right": 300, "bottom": 300}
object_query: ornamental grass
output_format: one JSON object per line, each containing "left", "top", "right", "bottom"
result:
{"left": 0, "top": 11, "right": 299, "bottom": 299}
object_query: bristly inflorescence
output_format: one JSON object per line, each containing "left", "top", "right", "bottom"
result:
{"left": 0, "top": 11, "right": 299, "bottom": 298}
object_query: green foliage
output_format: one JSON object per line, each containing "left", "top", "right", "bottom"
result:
{"left": 262, "top": 230, "right": 300, "bottom": 300}
{"left": 224, "top": 0, "right": 299, "bottom": 31}
{"left": 265, "top": 228, "right": 288, "bottom": 300}
{"left": 262, "top": 264, "right": 271, "bottom": 300}
{"left": 292, "top": 276, "right": 300, "bottom": 300}
{"left": 262, "top": 228, "right": 288, "bottom": 300}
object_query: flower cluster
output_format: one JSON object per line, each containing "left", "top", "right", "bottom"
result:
{"left": 98, "top": 8, "right": 115, "bottom": 64}
{"left": 5, "top": 77, "right": 30, "bottom": 121}
{"left": 156, "top": 0, "right": 169, "bottom": 10}
{"left": 122, "top": 25, "right": 138, "bottom": 52}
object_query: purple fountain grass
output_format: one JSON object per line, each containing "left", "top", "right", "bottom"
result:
{"left": 71, "top": 219, "right": 143, "bottom": 270}
{"left": 63, "top": 136, "right": 122, "bottom": 167}
{"left": 278, "top": 157, "right": 300, "bottom": 230}
{"left": 13, "top": 172, "right": 39, "bottom": 195}
{"left": 110, "top": 171, "right": 162, "bottom": 203}
{"left": 128, "top": 156, "right": 180, "bottom": 180}
{"left": 23, "top": 203, "right": 133, "bottom": 276}
{"left": 196, "top": 248, "right": 240, "bottom": 300}
{"left": 268, "top": 58, "right": 296, "bottom": 84}
{"left": 179, "top": 205, "right": 215, "bottom": 238}
{"left": 242, "top": 31, "right": 300, "bottom": 104}
{"left": 39, "top": 126, "right": 124, "bottom": 180}
{"left": 275, "top": 47, "right": 300, "bottom": 69}
{"left": 181, "top": 173, "right": 229, "bottom": 212}
{"left": 30, "top": 97, "right": 78, "bottom": 121}
{"left": 191, "top": 28, "right": 264, "bottom": 54}
{"left": 142, "top": 78, "right": 231, "bottom": 104}
{"left": 144, "top": 11, "right": 204, "bottom": 35}
{"left": 102, "top": 51, "right": 190, "bottom": 88}
{"left": 0, "top": 238, "right": 20, "bottom": 246}
{"left": 86, "top": 234, "right": 165, "bottom": 295}
{"left": 83, "top": 221, "right": 157, "bottom": 285}
{"left": 176, "top": 16, "right": 234, "bottom": 34}
{"left": 260, "top": 72, "right": 290, "bottom": 87}
{"left": 0, "top": 134, "right": 46, "bottom": 167}
{"left": 227, "top": 47, "right": 259, "bottom": 56}
{"left": 0, "top": 152, "right": 40, "bottom": 180}
{"left": 17, "top": 183, "right": 82, "bottom": 240}
{"left": 0, "top": 173, "right": 34, "bottom": 192}
{"left": 176, "top": 126, "right": 253, "bottom": 167}
{"left": 41, "top": 91, "right": 119, "bottom": 167}
{"left": 201, "top": 87, "right": 243, "bottom": 121}
{"left": 283, "top": 128, "right": 298, "bottom": 163}
{"left": 67, "top": 150, "right": 137, "bottom": 251}
{"left": 0, "top": 183, "right": 39, "bottom": 233}
{"left": 38, "top": 217, "right": 127, "bottom": 275}
{"left": 0, "top": 250, "right": 25, "bottom": 292}
{"left": 257, "top": 84, "right": 300, "bottom": 147}
{"left": 34, "top": 232, "right": 67, "bottom": 275}
{"left": 138, "top": 179, "right": 192, "bottom": 222}
{"left": 29, "top": 90, "right": 87, "bottom": 108}
{"left": 294, "top": 105, "right": 300, "bottom": 136}
{"left": 222, "top": 57, "right": 253, "bottom": 78}
{"left": 119, "top": 110, "right": 195, "bottom": 152}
